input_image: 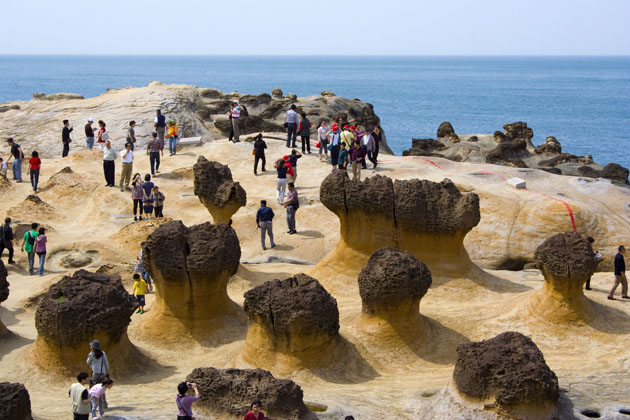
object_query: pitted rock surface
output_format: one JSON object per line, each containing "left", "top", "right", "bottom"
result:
{"left": 187, "top": 367, "right": 316, "bottom": 420}
{"left": 193, "top": 156, "right": 246, "bottom": 209}
{"left": 358, "top": 247, "right": 432, "bottom": 313}
{"left": 534, "top": 232, "right": 597, "bottom": 285}
{"left": 35, "top": 270, "right": 136, "bottom": 347}
{"left": 535, "top": 136, "right": 562, "bottom": 154}
{"left": 503, "top": 121, "right": 534, "bottom": 144}
{"left": 0, "top": 260, "right": 8, "bottom": 303}
{"left": 243, "top": 274, "right": 339, "bottom": 337}
{"left": 437, "top": 121, "right": 455, "bottom": 138}
{"left": 453, "top": 331, "right": 559, "bottom": 408}
{"left": 0, "top": 382, "right": 32, "bottom": 420}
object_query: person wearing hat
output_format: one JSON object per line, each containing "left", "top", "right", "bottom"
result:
{"left": 86, "top": 339, "right": 110, "bottom": 388}
{"left": 327, "top": 124, "right": 341, "bottom": 170}
{"left": 340, "top": 125, "right": 356, "bottom": 150}
{"left": 229, "top": 101, "right": 241, "bottom": 143}
{"left": 85, "top": 118, "right": 95, "bottom": 150}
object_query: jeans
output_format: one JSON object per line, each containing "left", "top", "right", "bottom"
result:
{"left": 276, "top": 178, "right": 287, "bottom": 203}
{"left": 30, "top": 169, "right": 40, "bottom": 191}
{"left": 12, "top": 158, "right": 22, "bottom": 181}
{"left": 260, "top": 220, "right": 275, "bottom": 249}
{"left": 254, "top": 154, "right": 266, "bottom": 174}
{"left": 155, "top": 205, "right": 164, "bottom": 218}
{"left": 149, "top": 152, "right": 160, "bottom": 175}
{"left": 103, "top": 160, "right": 115, "bottom": 186}
{"left": 330, "top": 145, "right": 339, "bottom": 166}
{"left": 168, "top": 136, "right": 178, "bottom": 154}
{"left": 91, "top": 396, "right": 104, "bottom": 418}
{"left": 286, "top": 123, "right": 297, "bottom": 147}
{"left": 319, "top": 139, "right": 328, "bottom": 156}
{"left": 141, "top": 270, "right": 151, "bottom": 285}
{"left": 301, "top": 135, "right": 310, "bottom": 152}
{"left": 286, "top": 205, "right": 296, "bottom": 231}
{"left": 62, "top": 142, "right": 70, "bottom": 157}
{"left": 86, "top": 137, "right": 94, "bottom": 149}
{"left": 37, "top": 252, "right": 46, "bottom": 275}
{"left": 27, "top": 251, "right": 35, "bottom": 274}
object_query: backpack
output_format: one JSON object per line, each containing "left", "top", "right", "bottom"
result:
{"left": 27, "top": 231, "right": 35, "bottom": 245}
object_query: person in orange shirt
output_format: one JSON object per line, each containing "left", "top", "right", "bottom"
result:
{"left": 167, "top": 120, "right": 179, "bottom": 156}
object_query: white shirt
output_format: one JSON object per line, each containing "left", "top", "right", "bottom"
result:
{"left": 1, "top": 161, "right": 6, "bottom": 170}
{"left": 120, "top": 149, "right": 133, "bottom": 163}
{"left": 286, "top": 109, "right": 298, "bottom": 124}
{"left": 318, "top": 126, "right": 328, "bottom": 141}
{"left": 231, "top": 105, "right": 241, "bottom": 118}
{"left": 102, "top": 147, "right": 116, "bottom": 161}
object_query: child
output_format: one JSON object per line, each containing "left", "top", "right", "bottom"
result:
{"left": 132, "top": 273, "right": 148, "bottom": 314}
{"left": 0, "top": 157, "right": 7, "bottom": 177}
{"left": 153, "top": 186, "right": 165, "bottom": 218}
{"left": 134, "top": 242, "right": 153, "bottom": 292}
{"left": 89, "top": 378, "right": 113, "bottom": 419}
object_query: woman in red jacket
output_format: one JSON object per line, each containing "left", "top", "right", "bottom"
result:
{"left": 29, "top": 150, "right": 41, "bottom": 192}
{"left": 243, "top": 400, "right": 264, "bottom": 420}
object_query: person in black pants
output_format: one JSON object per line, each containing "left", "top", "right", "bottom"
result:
{"left": 253, "top": 134, "right": 267, "bottom": 175}
{"left": 286, "top": 104, "right": 298, "bottom": 147}
{"left": 102, "top": 140, "right": 116, "bottom": 187}
{"left": 62, "top": 119, "right": 73, "bottom": 158}
{"left": 0, "top": 217, "right": 15, "bottom": 264}
{"left": 298, "top": 112, "right": 311, "bottom": 153}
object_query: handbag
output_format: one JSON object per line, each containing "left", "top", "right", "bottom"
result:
{"left": 283, "top": 122, "right": 288, "bottom": 129}
{"left": 101, "top": 132, "right": 110, "bottom": 141}
{"left": 252, "top": 149, "right": 256, "bottom": 156}
{"left": 327, "top": 144, "right": 333, "bottom": 151}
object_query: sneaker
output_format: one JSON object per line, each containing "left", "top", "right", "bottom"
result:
{"left": 134, "top": 216, "right": 138, "bottom": 221}
{"left": 120, "top": 188, "right": 124, "bottom": 192}
{"left": 136, "top": 309, "right": 141, "bottom": 314}
{"left": 262, "top": 247, "right": 267, "bottom": 250}
{"left": 289, "top": 230, "right": 296, "bottom": 235}
{"left": 140, "top": 309, "right": 145, "bottom": 314}
{"left": 271, "top": 244, "right": 276, "bottom": 248}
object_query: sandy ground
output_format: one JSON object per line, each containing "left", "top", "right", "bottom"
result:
{"left": 1, "top": 136, "right": 630, "bottom": 420}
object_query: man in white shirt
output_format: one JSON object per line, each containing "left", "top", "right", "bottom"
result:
{"left": 285, "top": 104, "right": 298, "bottom": 148}
{"left": 361, "top": 127, "right": 377, "bottom": 169}
{"left": 119, "top": 142, "right": 134, "bottom": 191}
{"left": 102, "top": 140, "right": 117, "bottom": 187}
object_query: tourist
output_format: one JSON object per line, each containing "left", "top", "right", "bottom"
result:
{"left": 243, "top": 400, "right": 265, "bottom": 420}
{"left": 284, "top": 182, "right": 298, "bottom": 234}
{"left": 21, "top": 222, "right": 39, "bottom": 275}
{"left": 89, "top": 378, "right": 113, "bottom": 419}
{"left": 328, "top": 124, "right": 341, "bottom": 170}
{"left": 275, "top": 159, "right": 288, "bottom": 204}
{"left": 338, "top": 142, "right": 349, "bottom": 170}
{"left": 85, "top": 118, "right": 95, "bottom": 149}
{"left": 288, "top": 149, "right": 302, "bottom": 183}
{"left": 62, "top": 119, "right": 73, "bottom": 158}
{"left": 141, "top": 174, "right": 155, "bottom": 202}
{"left": 0, "top": 157, "right": 6, "bottom": 177}
{"left": 119, "top": 143, "right": 133, "bottom": 191}
{"left": 608, "top": 245, "right": 629, "bottom": 300}
{"left": 131, "top": 173, "right": 144, "bottom": 221}
{"left": 585, "top": 236, "right": 603, "bottom": 290}
{"left": 126, "top": 120, "right": 137, "bottom": 151}
{"left": 28, "top": 150, "right": 41, "bottom": 192}
{"left": 34, "top": 227, "right": 47, "bottom": 276}
{"left": 96, "top": 120, "right": 107, "bottom": 150}
{"left": 134, "top": 242, "right": 152, "bottom": 292}
{"left": 285, "top": 104, "right": 298, "bottom": 147}
{"left": 372, "top": 126, "right": 382, "bottom": 162}
{"left": 283, "top": 155, "right": 295, "bottom": 184}
{"left": 0, "top": 217, "right": 15, "bottom": 264}
{"left": 253, "top": 134, "right": 267, "bottom": 175}
{"left": 340, "top": 125, "right": 356, "bottom": 149}
{"left": 354, "top": 124, "right": 364, "bottom": 142}
{"left": 298, "top": 112, "right": 311, "bottom": 153}
{"left": 362, "top": 127, "right": 377, "bottom": 169}
{"left": 350, "top": 141, "right": 366, "bottom": 181}
{"left": 6, "top": 137, "right": 24, "bottom": 182}
{"left": 142, "top": 178, "right": 155, "bottom": 220}
{"left": 167, "top": 119, "right": 179, "bottom": 155}
{"left": 146, "top": 132, "right": 162, "bottom": 176}
{"left": 153, "top": 186, "right": 165, "bottom": 218}
{"left": 68, "top": 372, "right": 92, "bottom": 420}
{"left": 256, "top": 200, "right": 276, "bottom": 250}
{"left": 155, "top": 109, "right": 166, "bottom": 146}
{"left": 317, "top": 120, "right": 329, "bottom": 161}
{"left": 176, "top": 381, "right": 200, "bottom": 420}
{"left": 229, "top": 101, "right": 241, "bottom": 143}
{"left": 102, "top": 140, "right": 116, "bottom": 187}
{"left": 86, "top": 339, "right": 110, "bottom": 385}
{"left": 132, "top": 273, "right": 148, "bottom": 314}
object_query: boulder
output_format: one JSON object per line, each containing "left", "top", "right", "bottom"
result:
{"left": 534, "top": 136, "right": 562, "bottom": 154}
{"left": 579, "top": 163, "right": 630, "bottom": 184}
{"left": 453, "top": 331, "right": 559, "bottom": 417}
{"left": 33, "top": 270, "right": 141, "bottom": 374}
{"left": 437, "top": 121, "right": 455, "bottom": 138}
{"left": 321, "top": 90, "right": 336, "bottom": 97}
{"left": 467, "top": 135, "right": 479, "bottom": 142}
{"left": 493, "top": 131, "right": 508, "bottom": 143}
{"left": 486, "top": 140, "right": 529, "bottom": 168}
{"left": 503, "top": 121, "right": 534, "bottom": 147}
{"left": 0, "top": 382, "right": 33, "bottom": 420}
{"left": 187, "top": 367, "right": 317, "bottom": 420}
{"left": 402, "top": 138, "right": 446, "bottom": 156}
{"left": 286, "top": 93, "right": 297, "bottom": 100}
{"left": 59, "top": 252, "right": 93, "bottom": 268}
{"left": 193, "top": 156, "right": 247, "bottom": 223}
{"left": 272, "top": 88, "right": 283, "bottom": 98}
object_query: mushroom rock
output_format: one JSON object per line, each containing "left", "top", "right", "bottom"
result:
{"left": 141, "top": 220, "right": 244, "bottom": 342}
{"left": 242, "top": 274, "right": 339, "bottom": 369}
{"left": 186, "top": 367, "right": 318, "bottom": 420}
{"left": 486, "top": 140, "right": 529, "bottom": 168}
{"left": 535, "top": 136, "right": 562, "bottom": 155}
{"left": 0, "top": 260, "right": 8, "bottom": 336}
{"left": 271, "top": 88, "right": 284, "bottom": 98}
{"left": 437, "top": 121, "right": 455, "bottom": 138}
{"left": 193, "top": 156, "right": 246, "bottom": 224}
{"left": 452, "top": 331, "right": 559, "bottom": 419}
{"left": 0, "top": 382, "right": 33, "bottom": 420}
{"left": 503, "top": 121, "right": 534, "bottom": 148}
{"left": 33, "top": 270, "right": 142, "bottom": 375}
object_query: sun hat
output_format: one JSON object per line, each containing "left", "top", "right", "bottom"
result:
{"left": 332, "top": 124, "right": 338, "bottom": 130}
{"left": 350, "top": 125, "right": 356, "bottom": 130}
{"left": 283, "top": 155, "right": 289, "bottom": 161}
{"left": 89, "top": 339, "right": 101, "bottom": 350}
{"left": 343, "top": 125, "right": 349, "bottom": 129}
{"left": 88, "top": 118, "right": 94, "bottom": 122}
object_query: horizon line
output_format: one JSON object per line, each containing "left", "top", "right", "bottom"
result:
{"left": 1, "top": 53, "right": 629, "bottom": 58}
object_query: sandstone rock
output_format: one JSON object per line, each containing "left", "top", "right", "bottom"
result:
{"left": 448, "top": 133, "right": 460, "bottom": 143}
{"left": 503, "top": 121, "right": 534, "bottom": 147}
{"left": 59, "top": 252, "right": 93, "bottom": 268}
{"left": 467, "top": 135, "right": 479, "bottom": 142}
{"left": 453, "top": 331, "right": 559, "bottom": 416}
{"left": 579, "top": 163, "right": 630, "bottom": 184}
{"left": 437, "top": 121, "right": 455, "bottom": 138}
{"left": 0, "top": 260, "right": 8, "bottom": 303}
{"left": 286, "top": 93, "right": 297, "bottom": 100}
{"left": 33, "top": 92, "right": 84, "bottom": 100}
{"left": 321, "top": 91, "right": 335, "bottom": 97}
{"left": 272, "top": 88, "right": 283, "bottom": 98}
{"left": 539, "top": 152, "right": 592, "bottom": 167}
{"left": 0, "top": 382, "right": 33, "bottom": 420}
{"left": 199, "top": 88, "right": 224, "bottom": 98}
{"left": 193, "top": 156, "right": 247, "bottom": 223}
{"left": 402, "top": 139, "right": 446, "bottom": 157}
{"left": 535, "top": 136, "right": 562, "bottom": 154}
{"left": 187, "top": 367, "right": 317, "bottom": 420}
{"left": 541, "top": 167, "right": 562, "bottom": 175}
{"left": 493, "top": 130, "right": 508, "bottom": 143}
{"left": 486, "top": 140, "right": 529, "bottom": 168}
{"left": 0, "top": 104, "right": 20, "bottom": 113}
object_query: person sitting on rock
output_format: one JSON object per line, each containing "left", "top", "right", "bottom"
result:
{"left": 132, "top": 273, "right": 148, "bottom": 314}
{"left": 243, "top": 400, "right": 265, "bottom": 420}
{"left": 176, "top": 381, "right": 200, "bottom": 420}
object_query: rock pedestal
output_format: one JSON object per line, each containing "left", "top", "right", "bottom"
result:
{"left": 0, "top": 382, "right": 33, "bottom": 420}
{"left": 193, "top": 156, "right": 246, "bottom": 224}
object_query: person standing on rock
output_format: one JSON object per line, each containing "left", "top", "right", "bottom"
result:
{"left": 21, "top": 222, "right": 39, "bottom": 275}
{"left": 288, "top": 149, "right": 302, "bottom": 184}
{"left": 338, "top": 142, "right": 349, "bottom": 170}
{"left": 68, "top": 372, "right": 93, "bottom": 420}
{"left": 327, "top": 124, "right": 341, "bottom": 170}
{"left": 0, "top": 217, "right": 15, "bottom": 264}
{"left": 372, "top": 125, "right": 382, "bottom": 162}
{"left": 85, "top": 118, "right": 95, "bottom": 150}
{"left": 243, "top": 400, "right": 265, "bottom": 420}
{"left": 229, "top": 101, "right": 241, "bottom": 143}
{"left": 361, "top": 127, "right": 377, "bottom": 169}
{"left": 350, "top": 141, "right": 365, "bottom": 181}
{"left": 176, "top": 381, "right": 200, "bottom": 420}
{"left": 34, "top": 227, "right": 47, "bottom": 276}
{"left": 253, "top": 133, "right": 267, "bottom": 175}
{"left": 608, "top": 245, "right": 629, "bottom": 300}
{"left": 298, "top": 112, "right": 311, "bottom": 153}
{"left": 285, "top": 104, "right": 299, "bottom": 148}
{"left": 167, "top": 119, "right": 179, "bottom": 155}
{"left": 317, "top": 120, "right": 329, "bottom": 161}
{"left": 62, "top": 119, "right": 73, "bottom": 158}
{"left": 102, "top": 140, "right": 116, "bottom": 187}
{"left": 275, "top": 159, "right": 288, "bottom": 204}
{"left": 6, "top": 137, "right": 24, "bottom": 182}
{"left": 131, "top": 173, "right": 144, "bottom": 221}
{"left": 146, "top": 132, "right": 162, "bottom": 176}
{"left": 28, "top": 150, "right": 41, "bottom": 192}
{"left": 126, "top": 120, "right": 137, "bottom": 151}
{"left": 284, "top": 182, "right": 298, "bottom": 234}
{"left": 155, "top": 109, "right": 167, "bottom": 147}
{"left": 96, "top": 120, "right": 107, "bottom": 150}
{"left": 256, "top": 200, "right": 276, "bottom": 250}
{"left": 119, "top": 142, "right": 133, "bottom": 191}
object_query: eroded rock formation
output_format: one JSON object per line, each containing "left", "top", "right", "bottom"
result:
{"left": 503, "top": 121, "right": 534, "bottom": 147}
{"left": 186, "top": 367, "right": 317, "bottom": 420}
{"left": 0, "top": 260, "right": 8, "bottom": 336}
{"left": 578, "top": 163, "right": 630, "bottom": 184}
{"left": 33, "top": 270, "right": 141, "bottom": 374}
{"left": 193, "top": 156, "right": 246, "bottom": 223}
{"left": 142, "top": 221, "right": 243, "bottom": 341}
{"left": 0, "top": 382, "right": 33, "bottom": 420}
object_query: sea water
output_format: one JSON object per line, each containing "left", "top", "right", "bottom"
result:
{"left": 1, "top": 55, "right": 629, "bottom": 167}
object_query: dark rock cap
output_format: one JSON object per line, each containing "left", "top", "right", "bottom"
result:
{"left": 437, "top": 121, "right": 455, "bottom": 138}
{"left": 534, "top": 232, "right": 597, "bottom": 285}
{"left": 503, "top": 122, "right": 534, "bottom": 143}
{"left": 358, "top": 247, "right": 432, "bottom": 313}
{"left": 0, "top": 260, "right": 8, "bottom": 303}
{"left": 0, "top": 382, "right": 32, "bottom": 420}
{"left": 453, "top": 331, "right": 559, "bottom": 408}
{"left": 243, "top": 274, "right": 339, "bottom": 337}
{"left": 193, "top": 156, "right": 246, "bottom": 209}
{"left": 35, "top": 270, "right": 137, "bottom": 347}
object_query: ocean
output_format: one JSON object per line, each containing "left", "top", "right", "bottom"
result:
{"left": 1, "top": 55, "right": 629, "bottom": 168}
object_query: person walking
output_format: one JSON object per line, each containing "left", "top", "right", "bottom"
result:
{"left": 6, "top": 137, "right": 24, "bottom": 182}
{"left": 131, "top": 173, "right": 144, "bottom": 221}
{"left": 298, "top": 112, "right": 311, "bottom": 153}
{"left": 338, "top": 142, "right": 349, "bottom": 170}
{"left": 585, "top": 236, "right": 603, "bottom": 290}
{"left": 283, "top": 155, "right": 295, "bottom": 185}
{"left": 256, "top": 200, "right": 276, "bottom": 250}
{"left": 243, "top": 400, "right": 265, "bottom": 420}
{"left": 372, "top": 125, "right": 382, "bottom": 162}
{"left": 102, "top": 140, "right": 116, "bottom": 187}
{"left": 28, "top": 150, "right": 41, "bottom": 192}
{"left": 176, "top": 381, "right": 200, "bottom": 420}
{"left": 21, "top": 222, "right": 39, "bottom": 275}
{"left": 167, "top": 120, "right": 179, "bottom": 155}
{"left": 285, "top": 104, "right": 298, "bottom": 147}
{"left": 328, "top": 124, "right": 341, "bottom": 170}
{"left": 119, "top": 143, "right": 133, "bottom": 191}
{"left": 132, "top": 273, "right": 148, "bottom": 314}
{"left": 317, "top": 120, "right": 329, "bottom": 161}
{"left": 34, "top": 227, "right": 47, "bottom": 276}
{"left": 287, "top": 149, "right": 302, "bottom": 184}
{"left": 229, "top": 101, "right": 241, "bottom": 143}
{"left": 96, "top": 120, "right": 108, "bottom": 150}
{"left": 153, "top": 186, "right": 165, "bottom": 218}
{"left": 155, "top": 109, "right": 166, "bottom": 147}
{"left": 350, "top": 141, "right": 365, "bottom": 181}
{"left": 146, "top": 132, "right": 162, "bottom": 176}
{"left": 284, "top": 182, "right": 298, "bottom": 234}
{"left": 62, "top": 119, "right": 73, "bottom": 158}
{"left": 68, "top": 372, "right": 92, "bottom": 420}
{"left": 0, "top": 217, "right": 15, "bottom": 264}
{"left": 608, "top": 245, "right": 630, "bottom": 300}
{"left": 126, "top": 120, "right": 137, "bottom": 151}
{"left": 275, "top": 159, "right": 288, "bottom": 204}
{"left": 362, "top": 127, "right": 377, "bottom": 169}
{"left": 85, "top": 118, "right": 95, "bottom": 150}
{"left": 253, "top": 134, "right": 267, "bottom": 175}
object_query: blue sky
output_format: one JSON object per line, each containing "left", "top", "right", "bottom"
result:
{"left": 2, "top": 0, "right": 629, "bottom": 55}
